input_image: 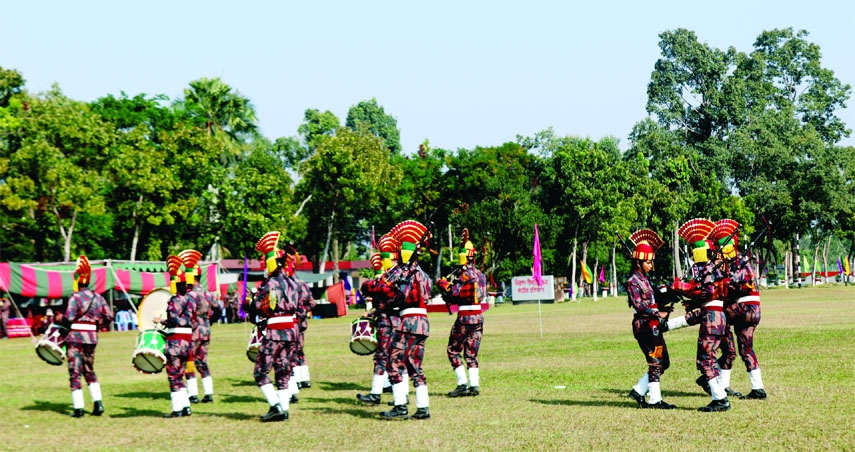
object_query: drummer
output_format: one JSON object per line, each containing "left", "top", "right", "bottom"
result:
{"left": 156, "top": 255, "right": 197, "bottom": 418}
{"left": 180, "top": 250, "right": 216, "bottom": 404}
{"left": 64, "top": 255, "right": 113, "bottom": 418}
{"left": 283, "top": 242, "right": 317, "bottom": 401}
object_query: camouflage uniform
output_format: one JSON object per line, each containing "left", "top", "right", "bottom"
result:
{"left": 164, "top": 292, "right": 196, "bottom": 393}
{"left": 445, "top": 265, "right": 486, "bottom": 377}
{"left": 691, "top": 261, "right": 728, "bottom": 382}
{"left": 290, "top": 275, "right": 316, "bottom": 387}
{"left": 626, "top": 270, "right": 669, "bottom": 383}
{"left": 253, "top": 274, "right": 299, "bottom": 393}
{"left": 65, "top": 288, "right": 113, "bottom": 391}
{"left": 387, "top": 267, "right": 431, "bottom": 388}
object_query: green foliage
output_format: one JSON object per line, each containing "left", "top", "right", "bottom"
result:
{"left": 345, "top": 98, "right": 402, "bottom": 154}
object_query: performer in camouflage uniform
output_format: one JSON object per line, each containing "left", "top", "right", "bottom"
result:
{"left": 252, "top": 231, "right": 300, "bottom": 422}
{"left": 714, "top": 219, "right": 767, "bottom": 400}
{"left": 180, "top": 250, "right": 216, "bottom": 404}
{"left": 158, "top": 255, "right": 197, "bottom": 418}
{"left": 283, "top": 242, "right": 317, "bottom": 402}
{"left": 356, "top": 234, "right": 407, "bottom": 405}
{"left": 671, "top": 218, "right": 731, "bottom": 412}
{"left": 624, "top": 230, "right": 675, "bottom": 409}
{"left": 438, "top": 228, "right": 486, "bottom": 398}
{"left": 380, "top": 221, "right": 432, "bottom": 420}
{"left": 65, "top": 255, "right": 114, "bottom": 418}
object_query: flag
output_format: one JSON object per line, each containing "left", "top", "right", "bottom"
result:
{"left": 371, "top": 226, "right": 376, "bottom": 250}
{"left": 802, "top": 255, "right": 811, "bottom": 275}
{"left": 239, "top": 253, "right": 248, "bottom": 319}
{"left": 837, "top": 257, "right": 844, "bottom": 275}
{"left": 532, "top": 224, "right": 543, "bottom": 286}
{"left": 581, "top": 261, "right": 593, "bottom": 284}
{"left": 844, "top": 257, "right": 851, "bottom": 276}
{"left": 598, "top": 266, "right": 606, "bottom": 284}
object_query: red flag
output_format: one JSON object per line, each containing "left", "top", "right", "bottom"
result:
{"left": 598, "top": 266, "right": 606, "bottom": 284}
{"left": 533, "top": 224, "right": 543, "bottom": 286}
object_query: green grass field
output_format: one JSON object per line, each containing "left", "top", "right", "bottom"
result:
{"left": 1, "top": 286, "right": 853, "bottom": 452}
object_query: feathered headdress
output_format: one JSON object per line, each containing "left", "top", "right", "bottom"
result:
{"left": 179, "top": 249, "right": 202, "bottom": 286}
{"left": 166, "top": 255, "right": 186, "bottom": 294}
{"left": 378, "top": 233, "right": 400, "bottom": 271}
{"left": 255, "top": 231, "right": 281, "bottom": 274}
{"left": 458, "top": 228, "right": 476, "bottom": 265}
{"left": 389, "top": 220, "right": 430, "bottom": 264}
{"left": 678, "top": 218, "right": 715, "bottom": 263}
{"left": 73, "top": 255, "right": 91, "bottom": 291}
{"left": 369, "top": 253, "right": 383, "bottom": 276}
{"left": 712, "top": 219, "right": 740, "bottom": 259}
{"left": 628, "top": 229, "right": 664, "bottom": 261}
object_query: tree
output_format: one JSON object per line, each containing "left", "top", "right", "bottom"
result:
{"left": 345, "top": 98, "right": 401, "bottom": 154}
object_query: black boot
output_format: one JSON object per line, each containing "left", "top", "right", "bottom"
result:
{"left": 70, "top": 409, "right": 85, "bottom": 418}
{"left": 260, "top": 404, "right": 288, "bottom": 422}
{"left": 695, "top": 376, "right": 711, "bottom": 395}
{"left": 698, "top": 398, "right": 731, "bottom": 412}
{"left": 725, "top": 387, "right": 743, "bottom": 398}
{"left": 189, "top": 395, "right": 200, "bottom": 404}
{"left": 388, "top": 396, "right": 408, "bottom": 406}
{"left": 382, "top": 386, "right": 392, "bottom": 393}
{"left": 181, "top": 406, "right": 192, "bottom": 417}
{"left": 447, "top": 384, "right": 470, "bottom": 397}
{"left": 628, "top": 389, "right": 647, "bottom": 408}
{"left": 380, "top": 404, "right": 409, "bottom": 419}
{"left": 646, "top": 400, "right": 676, "bottom": 409}
{"left": 411, "top": 407, "right": 430, "bottom": 419}
{"left": 92, "top": 401, "right": 104, "bottom": 416}
{"left": 357, "top": 393, "right": 381, "bottom": 405}
{"left": 466, "top": 386, "right": 480, "bottom": 397}
{"left": 163, "top": 410, "right": 184, "bottom": 418}
{"left": 300, "top": 381, "right": 311, "bottom": 389}
{"left": 290, "top": 394, "right": 298, "bottom": 404}
{"left": 201, "top": 394, "right": 214, "bottom": 403}
{"left": 740, "top": 389, "right": 767, "bottom": 400}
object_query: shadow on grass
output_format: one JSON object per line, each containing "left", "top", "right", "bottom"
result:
{"left": 315, "top": 381, "right": 365, "bottom": 391}
{"left": 110, "top": 406, "right": 167, "bottom": 418}
{"left": 603, "top": 387, "right": 707, "bottom": 398}
{"left": 113, "top": 391, "right": 169, "bottom": 401}
{"left": 21, "top": 400, "right": 70, "bottom": 415}
{"left": 219, "top": 393, "right": 260, "bottom": 404}
{"left": 222, "top": 377, "right": 257, "bottom": 387}
{"left": 303, "top": 405, "right": 383, "bottom": 420}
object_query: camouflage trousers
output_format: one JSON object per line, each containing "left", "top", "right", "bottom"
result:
{"left": 67, "top": 343, "right": 98, "bottom": 391}
{"left": 254, "top": 339, "right": 295, "bottom": 390}
{"left": 447, "top": 320, "right": 483, "bottom": 369}
{"left": 388, "top": 331, "right": 427, "bottom": 387}
{"left": 632, "top": 318, "right": 669, "bottom": 383}
{"left": 725, "top": 303, "right": 762, "bottom": 371}
{"left": 696, "top": 310, "right": 727, "bottom": 380}
{"left": 165, "top": 339, "right": 192, "bottom": 392}
{"left": 373, "top": 323, "right": 393, "bottom": 376}
{"left": 293, "top": 329, "right": 306, "bottom": 367}
{"left": 184, "top": 339, "right": 211, "bottom": 379}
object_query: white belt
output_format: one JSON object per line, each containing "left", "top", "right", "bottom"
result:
{"left": 267, "top": 316, "right": 295, "bottom": 325}
{"left": 459, "top": 305, "right": 482, "bottom": 311}
{"left": 166, "top": 327, "right": 192, "bottom": 335}
{"left": 401, "top": 308, "right": 427, "bottom": 316}
{"left": 737, "top": 295, "right": 760, "bottom": 303}
{"left": 71, "top": 323, "right": 97, "bottom": 331}
{"left": 703, "top": 300, "right": 724, "bottom": 308}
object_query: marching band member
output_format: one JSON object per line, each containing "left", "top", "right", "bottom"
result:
{"left": 437, "top": 228, "right": 486, "bottom": 398}
{"left": 180, "top": 249, "right": 216, "bottom": 404}
{"left": 65, "top": 255, "right": 113, "bottom": 418}
{"left": 157, "top": 255, "right": 196, "bottom": 418}
{"left": 672, "top": 218, "right": 732, "bottom": 412}
{"left": 624, "top": 230, "right": 675, "bottom": 409}
{"left": 252, "top": 232, "right": 300, "bottom": 422}
{"left": 284, "top": 242, "right": 317, "bottom": 402}
{"left": 357, "top": 234, "right": 406, "bottom": 405}
{"left": 380, "top": 221, "right": 432, "bottom": 420}
{"left": 715, "top": 219, "right": 767, "bottom": 400}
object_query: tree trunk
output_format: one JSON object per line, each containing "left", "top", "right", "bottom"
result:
{"left": 333, "top": 238, "right": 340, "bottom": 276}
{"left": 673, "top": 225, "right": 682, "bottom": 279}
{"left": 130, "top": 223, "right": 140, "bottom": 262}
{"left": 611, "top": 245, "right": 618, "bottom": 297}
{"left": 571, "top": 238, "right": 578, "bottom": 301}
{"left": 319, "top": 210, "right": 335, "bottom": 274}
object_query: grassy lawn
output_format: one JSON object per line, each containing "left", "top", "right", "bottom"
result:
{"left": 1, "top": 285, "right": 853, "bottom": 452}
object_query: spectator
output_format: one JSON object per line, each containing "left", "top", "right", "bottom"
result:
{"left": 0, "top": 295, "right": 10, "bottom": 339}
{"left": 116, "top": 310, "right": 134, "bottom": 331}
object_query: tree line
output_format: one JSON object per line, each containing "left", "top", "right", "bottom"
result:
{"left": 1, "top": 27, "right": 853, "bottom": 291}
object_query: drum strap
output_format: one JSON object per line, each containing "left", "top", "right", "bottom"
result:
{"left": 267, "top": 315, "right": 295, "bottom": 330}
{"left": 71, "top": 322, "right": 97, "bottom": 331}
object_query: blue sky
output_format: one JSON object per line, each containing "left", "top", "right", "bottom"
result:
{"left": 3, "top": 0, "right": 853, "bottom": 153}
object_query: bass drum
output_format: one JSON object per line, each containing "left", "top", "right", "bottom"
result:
{"left": 138, "top": 288, "right": 171, "bottom": 331}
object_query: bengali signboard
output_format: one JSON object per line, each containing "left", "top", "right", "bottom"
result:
{"left": 511, "top": 275, "right": 554, "bottom": 301}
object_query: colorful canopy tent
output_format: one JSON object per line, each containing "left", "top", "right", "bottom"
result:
{"left": 0, "top": 261, "right": 220, "bottom": 298}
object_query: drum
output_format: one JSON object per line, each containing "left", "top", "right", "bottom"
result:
{"left": 349, "top": 318, "right": 377, "bottom": 356}
{"left": 137, "top": 287, "right": 171, "bottom": 331}
{"left": 132, "top": 329, "right": 166, "bottom": 374}
{"left": 246, "top": 325, "right": 264, "bottom": 363}
{"left": 35, "top": 323, "right": 68, "bottom": 366}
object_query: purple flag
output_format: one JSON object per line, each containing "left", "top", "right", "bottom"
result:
{"left": 837, "top": 257, "right": 844, "bottom": 275}
{"left": 239, "top": 253, "right": 248, "bottom": 319}
{"left": 598, "top": 266, "right": 606, "bottom": 284}
{"left": 533, "top": 224, "right": 543, "bottom": 286}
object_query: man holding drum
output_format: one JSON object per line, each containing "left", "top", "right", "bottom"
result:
{"left": 437, "top": 228, "right": 487, "bottom": 398}
{"left": 380, "top": 220, "right": 432, "bottom": 420}
{"left": 157, "top": 255, "right": 197, "bottom": 418}
{"left": 284, "top": 242, "right": 317, "bottom": 398}
{"left": 180, "top": 249, "right": 216, "bottom": 404}
{"left": 252, "top": 231, "right": 300, "bottom": 422}
{"left": 64, "top": 255, "right": 113, "bottom": 418}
